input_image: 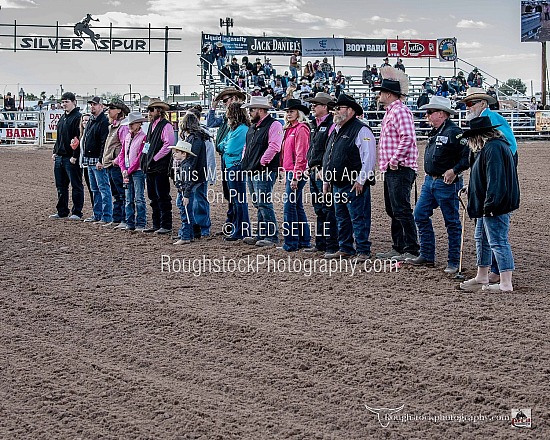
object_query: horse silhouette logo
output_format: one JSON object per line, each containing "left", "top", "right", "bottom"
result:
{"left": 364, "top": 403, "right": 405, "bottom": 427}
{"left": 74, "top": 14, "right": 100, "bottom": 50}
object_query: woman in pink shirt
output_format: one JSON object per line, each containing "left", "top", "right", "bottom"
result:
{"left": 117, "top": 112, "right": 148, "bottom": 231}
{"left": 279, "top": 99, "right": 311, "bottom": 252}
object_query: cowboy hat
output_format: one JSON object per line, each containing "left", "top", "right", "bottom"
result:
{"left": 169, "top": 139, "right": 196, "bottom": 156}
{"left": 459, "top": 87, "right": 497, "bottom": 105}
{"left": 372, "top": 78, "right": 404, "bottom": 96}
{"left": 420, "top": 96, "right": 457, "bottom": 115}
{"left": 305, "top": 92, "right": 335, "bottom": 106}
{"left": 240, "top": 96, "right": 272, "bottom": 109}
{"left": 146, "top": 98, "right": 170, "bottom": 111}
{"left": 216, "top": 41, "right": 224, "bottom": 47}
{"left": 108, "top": 99, "right": 130, "bottom": 116}
{"left": 214, "top": 86, "right": 246, "bottom": 102}
{"left": 461, "top": 116, "right": 501, "bottom": 138}
{"left": 121, "top": 112, "right": 148, "bottom": 125}
{"left": 282, "top": 99, "right": 310, "bottom": 115}
{"left": 333, "top": 93, "right": 363, "bottom": 116}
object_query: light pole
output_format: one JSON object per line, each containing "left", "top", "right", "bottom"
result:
{"left": 219, "top": 17, "right": 233, "bottom": 36}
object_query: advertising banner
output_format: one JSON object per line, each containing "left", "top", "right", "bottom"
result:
{"left": 247, "top": 36, "right": 301, "bottom": 55}
{"left": 45, "top": 110, "right": 64, "bottom": 133}
{"left": 387, "top": 39, "right": 437, "bottom": 58}
{"left": 535, "top": 111, "right": 550, "bottom": 131}
{"left": 343, "top": 38, "right": 387, "bottom": 57}
{"left": 201, "top": 34, "right": 248, "bottom": 55}
{"left": 437, "top": 38, "right": 458, "bottom": 61}
{"left": 301, "top": 38, "right": 344, "bottom": 57}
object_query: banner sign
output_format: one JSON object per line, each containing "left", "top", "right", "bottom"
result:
{"left": 201, "top": 34, "right": 248, "bottom": 55}
{"left": 535, "top": 111, "right": 550, "bottom": 131}
{"left": 46, "top": 110, "right": 64, "bottom": 133}
{"left": 0, "top": 127, "right": 38, "bottom": 139}
{"left": 301, "top": 38, "right": 344, "bottom": 57}
{"left": 438, "top": 38, "right": 458, "bottom": 61}
{"left": 343, "top": 38, "right": 387, "bottom": 57}
{"left": 247, "top": 36, "right": 301, "bottom": 55}
{"left": 387, "top": 39, "right": 437, "bottom": 58}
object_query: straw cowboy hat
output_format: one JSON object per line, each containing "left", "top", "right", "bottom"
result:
{"left": 121, "top": 112, "right": 149, "bottom": 125}
{"left": 240, "top": 95, "right": 272, "bottom": 109}
{"left": 169, "top": 139, "right": 196, "bottom": 156}
{"left": 214, "top": 86, "right": 246, "bottom": 102}
{"left": 420, "top": 96, "right": 457, "bottom": 115}
{"left": 146, "top": 98, "right": 170, "bottom": 111}
{"left": 216, "top": 41, "right": 224, "bottom": 47}
{"left": 461, "top": 116, "right": 501, "bottom": 138}
{"left": 459, "top": 87, "right": 497, "bottom": 105}
{"left": 305, "top": 92, "right": 335, "bottom": 106}
{"left": 282, "top": 98, "right": 310, "bottom": 115}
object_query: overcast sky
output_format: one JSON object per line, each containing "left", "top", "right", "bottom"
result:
{"left": 0, "top": 0, "right": 541, "bottom": 100}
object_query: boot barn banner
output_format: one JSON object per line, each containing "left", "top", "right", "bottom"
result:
{"left": 247, "top": 36, "right": 301, "bottom": 55}
{"left": 343, "top": 38, "right": 387, "bottom": 57}
{"left": 300, "top": 38, "right": 344, "bottom": 57}
{"left": 387, "top": 39, "right": 437, "bottom": 58}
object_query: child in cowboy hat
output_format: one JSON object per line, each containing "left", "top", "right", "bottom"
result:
{"left": 170, "top": 139, "right": 198, "bottom": 245}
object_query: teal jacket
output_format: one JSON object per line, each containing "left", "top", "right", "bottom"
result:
{"left": 218, "top": 123, "right": 248, "bottom": 168}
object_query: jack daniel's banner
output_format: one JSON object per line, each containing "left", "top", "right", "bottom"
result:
{"left": 246, "top": 36, "right": 301, "bottom": 55}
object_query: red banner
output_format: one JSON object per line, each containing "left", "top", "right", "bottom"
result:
{"left": 387, "top": 39, "right": 437, "bottom": 58}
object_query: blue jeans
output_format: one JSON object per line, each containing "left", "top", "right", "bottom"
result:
{"left": 107, "top": 166, "right": 125, "bottom": 223}
{"left": 383, "top": 166, "right": 419, "bottom": 255}
{"left": 282, "top": 173, "right": 310, "bottom": 251}
{"left": 309, "top": 172, "right": 338, "bottom": 252}
{"left": 414, "top": 176, "right": 462, "bottom": 266}
{"left": 474, "top": 214, "right": 514, "bottom": 273}
{"left": 289, "top": 66, "right": 298, "bottom": 80}
{"left": 88, "top": 165, "right": 113, "bottom": 222}
{"left": 53, "top": 155, "right": 84, "bottom": 217}
{"left": 192, "top": 181, "right": 211, "bottom": 236}
{"left": 247, "top": 170, "right": 278, "bottom": 243}
{"left": 333, "top": 183, "right": 372, "bottom": 255}
{"left": 125, "top": 170, "right": 146, "bottom": 229}
{"left": 176, "top": 190, "right": 195, "bottom": 241}
{"left": 226, "top": 164, "right": 250, "bottom": 239}
{"left": 216, "top": 57, "right": 225, "bottom": 79}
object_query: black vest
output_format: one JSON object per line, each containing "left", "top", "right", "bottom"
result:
{"left": 141, "top": 118, "right": 170, "bottom": 174}
{"left": 323, "top": 117, "right": 366, "bottom": 185}
{"left": 241, "top": 115, "right": 279, "bottom": 172}
{"left": 307, "top": 114, "right": 333, "bottom": 169}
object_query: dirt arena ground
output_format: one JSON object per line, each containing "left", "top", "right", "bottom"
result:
{"left": 0, "top": 141, "right": 548, "bottom": 439}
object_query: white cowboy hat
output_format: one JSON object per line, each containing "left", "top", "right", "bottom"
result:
{"left": 420, "top": 96, "right": 457, "bottom": 115}
{"left": 240, "top": 96, "right": 272, "bottom": 109}
{"left": 121, "top": 112, "right": 149, "bottom": 125}
{"left": 169, "top": 139, "right": 196, "bottom": 156}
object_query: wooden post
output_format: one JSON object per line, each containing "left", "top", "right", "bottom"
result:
{"left": 543, "top": 42, "right": 547, "bottom": 107}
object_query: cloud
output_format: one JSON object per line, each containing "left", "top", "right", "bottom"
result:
{"left": 456, "top": 19, "right": 489, "bottom": 29}
{"left": 366, "top": 15, "right": 410, "bottom": 24}
{"left": 369, "top": 28, "right": 418, "bottom": 38}
{"left": 0, "top": 0, "right": 37, "bottom": 8}
{"left": 106, "top": 0, "right": 121, "bottom": 5}
{"left": 457, "top": 41, "right": 482, "bottom": 49}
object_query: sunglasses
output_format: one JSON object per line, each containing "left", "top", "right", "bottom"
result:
{"left": 147, "top": 107, "right": 159, "bottom": 112}
{"left": 333, "top": 105, "right": 349, "bottom": 111}
{"left": 222, "top": 97, "right": 231, "bottom": 104}
{"left": 465, "top": 100, "right": 482, "bottom": 108}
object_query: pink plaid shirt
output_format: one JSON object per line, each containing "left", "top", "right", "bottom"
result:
{"left": 378, "top": 99, "right": 418, "bottom": 172}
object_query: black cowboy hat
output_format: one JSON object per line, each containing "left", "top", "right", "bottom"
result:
{"left": 333, "top": 93, "right": 363, "bottom": 116}
{"left": 108, "top": 99, "right": 130, "bottom": 116}
{"left": 461, "top": 116, "right": 501, "bottom": 138}
{"left": 372, "top": 79, "right": 404, "bottom": 96}
{"left": 282, "top": 99, "right": 310, "bottom": 115}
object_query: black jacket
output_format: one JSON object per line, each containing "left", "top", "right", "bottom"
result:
{"left": 53, "top": 106, "right": 82, "bottom": 158}
{"left": 82, "top": 112, "right": 109, "bottom": 161}
{"left": 467, "top": 138, "right": 520, "bottom": 218}
{"left": 184, "top": 132, "right": 208, "bottom": 184}
{"left": 424, "top": 118, "right": 469, "bottom": 179}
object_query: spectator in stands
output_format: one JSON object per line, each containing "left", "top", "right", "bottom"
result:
{"left": 487, "top": 85, "right": 499, "bottom": 110}
{"left": 362, "top": 64, "right": 373, "bottom": 86}
{"left": 381, "top": 57, "right": 391, "bottom": 68}
{"left": 281, "top": 72, "right": 290, "bottom": 89}
{"left": 213, "top": 41, "right": 227, "bottom": 81}
{"left": 313, "top": 60, "right": 320, "bottom": 71}
{"left": 3, "top": 92, "right": 15, "bottom": 120}
{"left": 449, "top": 76, "right": 460, "bottom": 96}
{"left": 457, "top": 71, "right": 467, "bottom": 92}
{"left": 436, "top": 76, "right": 449, "bottom": 98}
{"left": 289, "top": 50, "right": 300, "bottom": 80}
{"left": 229, "top": 57, "right": 240, "bottom": 81}
{"left": 332, "top": 71, "right": 346, "bottom": 98}
{"left": 251, "top": 86, "right": 262, "bottom": 97}
{"left": 320, "top": 57, "right": 333, "bottom": 80}
{"left": 467, "top": 67, "right": 479, "bottom": 87}
{"left": 394, "top": 58, "right": 406, "bottom": 72}
{"left": 314, "top": 65, "right": 325, "bottom": 82}
{"left": 303, "top": 61, "right": 315, "bottom": 82}
{"left": 201, "top": 42, "right": 214, "bottom": 83}
{"left": 263, "top": 58, "right": 275, "bottom": 79}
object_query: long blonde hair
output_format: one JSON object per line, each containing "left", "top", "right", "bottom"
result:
{"left": 283, "top": 110, "right": 308, "bottom": 129}
{"left": 467, "top": 129, "right": 503, "bottom": 153}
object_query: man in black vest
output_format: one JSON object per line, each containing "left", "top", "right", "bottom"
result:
{"left": 322, "top": 93, "right": 376, "bottom": 262}
{"left": 408, "top": 96, "right": 469, "bottom": 274}
{"left": 303, "top": 92, "right": 338, "bottom": 255}
{"left": 240, "top": 96, "right": 284, "bottom": 247}
{"left": 141, "top": 98, "right": 175, "bottom": 234}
